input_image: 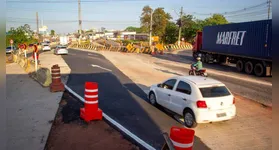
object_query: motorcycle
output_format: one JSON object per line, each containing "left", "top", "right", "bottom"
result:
{"left": 189, "top": 65, "right": 208, "bottom": 77}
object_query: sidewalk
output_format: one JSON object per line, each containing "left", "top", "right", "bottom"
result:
{"left": 6, "top": 51, "right": 68, "bottom": 150}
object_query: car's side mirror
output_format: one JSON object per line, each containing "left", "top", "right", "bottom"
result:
{"left": 157, "top": 83, "right": 162, "bottom": 88}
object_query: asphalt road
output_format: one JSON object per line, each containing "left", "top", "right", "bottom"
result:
{"left": 151, "top": 51, "right": 272, "bottom": 106}
{"left": 61, "top": 49, "right": 211, "bottom": 149}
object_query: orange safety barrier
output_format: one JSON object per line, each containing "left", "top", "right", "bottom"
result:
{"left": 80, "top": 82, "right": 103, "bottom": 122}
{"left": 170, "top": 126, "right": 195, "bottom": 150}
{"left": 50, "top": 64, "right": 65, "bottom": 92}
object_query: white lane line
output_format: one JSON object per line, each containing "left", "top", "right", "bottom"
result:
{"left": 91, "top": 64, "right": 112, "bottom": 72}
{"left": 64, "top": 85, "right": 156, "bottom": 150}
{"left": 68, "top": 53, "right": 76, "bottom": 56}
{"left": 88, "top": 53, "right": 98, "bottom": 57}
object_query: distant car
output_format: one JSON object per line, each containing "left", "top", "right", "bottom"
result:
{"left": 42, "top": 44, "right": 51, "bottom": 51}
{"left": 54, "top": 45, "right": 68, "bottom": 55}
{"left": 6, "top": 46, "right": 16, "bottom": 54}
{"left": 148, "top": 76, "right": 236, "bottom": 128}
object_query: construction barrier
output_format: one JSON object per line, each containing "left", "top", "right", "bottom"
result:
{"left": 69, "top": 43, "right": 193, "bottom": 55}
{"left": 80, "top": 82, "right": 103, "bottom": 122}
{"left": 170, "top": 126, "right": 195, "bottom": 150}
{"left": 50, "top": 64, "right": 65, "bottom": 92}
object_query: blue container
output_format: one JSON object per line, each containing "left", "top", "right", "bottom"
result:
{"left": 202, "top": 20, "right": 272, "bottom": 61}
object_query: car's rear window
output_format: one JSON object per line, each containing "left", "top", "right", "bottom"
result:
{"left": 7, "top": 46, "right": 15, "bottom": 49}
{"left": 60, "top": 46, "right": 67, "bottom": 49}
{"left": 44, "top": 45, "right": 49, "bottom": 46}
{"left": 199, "top": 86, "right": 230, "bottom": 98}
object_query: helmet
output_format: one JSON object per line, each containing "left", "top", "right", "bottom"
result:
{"left": 197, "top": 57, "right": 201, "bottom": 61}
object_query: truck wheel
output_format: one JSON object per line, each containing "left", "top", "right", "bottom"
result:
{"left": 201, "top": 54, "right": 206, "bottom": 62}
{"left": 254, "top": 63, "right": 265, "bottom": 77}
{"left": 193, "top": 52, "right": 197, "bottom": 58}
{"left": 236, "top": 60, "right": 244, "bottom": 72}
{"left": 205, "top": 54, "right": 210, "bottom": 63}
{"left": 245, "top": 61, "right": 254, "bottom": 74}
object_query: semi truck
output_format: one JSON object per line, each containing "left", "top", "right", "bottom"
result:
{"left": 59, "top": 36, "right": 68, "bottom": 46}
{"left": 193, "top": 19, "right": 272, "bottom": 77}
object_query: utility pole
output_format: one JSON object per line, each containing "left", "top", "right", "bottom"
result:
{"left": 178, "top": 7, "right": 183, "bottom": 46}
{"left": 149, "top": 9, "right": 153, "bottom": 47}
{"left": 78, "top": 0, "right": 82, "bottom": 44}
{"left": 267, "top": 0, "right": 271, "bottom": 19}
{"left": 36, "top": 12, "right": 39, "bottom": 43}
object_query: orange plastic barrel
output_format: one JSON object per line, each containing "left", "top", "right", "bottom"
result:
{"left": 170, "top": 126, "right": 195, "bottom": 150}
{"left": 84, "top": 82, "right": 98, "bottom": 112}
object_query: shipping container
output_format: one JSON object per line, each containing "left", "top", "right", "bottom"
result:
{"left": 193, "top": 20, "right": 272, "bottom": 77}
{"left": 202, "top": 20, "right": 272, "bottom": 61}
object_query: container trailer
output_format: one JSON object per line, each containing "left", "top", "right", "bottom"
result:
{"left": 193, "top": 20, "right": 272, "bottom": 77}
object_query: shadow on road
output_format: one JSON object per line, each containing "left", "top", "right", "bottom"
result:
{"left": 60, "top": 49, "right": 211, "bottom": 150}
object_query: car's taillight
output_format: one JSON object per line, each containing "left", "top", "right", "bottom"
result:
{"left": 197, "top": 100, "right": 207, "bottom": 108}
{"left": 233, "top": 97, "right": 236, "bottom": 104}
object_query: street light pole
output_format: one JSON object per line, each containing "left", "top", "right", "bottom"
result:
{"left": 149, "top": 9, "right": 153, "bottom": 47}
{"left": 178, "top": 7, "right": 183, "bottom": 46}
{"left": 78, "top": 0, "right": 82, "bottom": 44}
{"left": 267, "top": 0, "right": 271, "bottom": 19}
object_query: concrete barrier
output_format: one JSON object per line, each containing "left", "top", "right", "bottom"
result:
{"left": 12, "top": 53, "right": 52, "bottom": 87}
{"left": 29, "top": 67, "right": 52, "bottom": 87}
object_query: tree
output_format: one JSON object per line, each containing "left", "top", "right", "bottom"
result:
{"left": 6, "top": 24, "right": 36, "bottom": 46}
{"left": 125, "top": 26, "right": 142, "bottom": 33}
{"left": 203, "top": 14, "right": 228, "bottom": 26}
{"left": 162, "top": 22, "right": 178, "bottom": 44}
{"left": 175, "top": 14, "right": 199, "bottom": 42}
{"left": 152, "top": 7, "right": 172, "bottom": 38}
{"left": 113, "top": 31, "right": 121, "bottom": 38}
{"left": 50, "top": 30, "right": 55, "bottom": 36}
{"left": 140, "top": 5, "right": 153, "bottom": 33}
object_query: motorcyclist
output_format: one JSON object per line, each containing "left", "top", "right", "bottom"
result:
{"left": 191, "top": 56, "right": 203, "bottom": 75}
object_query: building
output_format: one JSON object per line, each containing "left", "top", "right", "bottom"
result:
{"left": 135, "top": 33, "right": 149, "bottom": 41}
{"left": 104, "top": 32, "right": 114, "bottom": 39}
{"left": 39, "top": 25, "right": 49, "bottom": 36}
{"left": 119, "top": 32, "right": 136, "bottom": 40}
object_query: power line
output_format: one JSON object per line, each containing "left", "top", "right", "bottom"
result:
{"left": 7, "top": 0, "right": 154, "bottom": 3}
{"left": 225, "top": 10, "right": 268, "bottom": 18}
{"left": 186, "top": 1, "right": 269, "bottom": 16}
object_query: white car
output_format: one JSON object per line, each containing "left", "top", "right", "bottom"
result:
{"left": 148, "top": 76, "right": 236, "bottom": 128}
{"left": 54, "top": 45, "right": 68, "bottom": 55}
{"left": 42, "top": 44, "right": 51, "bottom": 51}
{"left": 6, "top": 46, "right": 16, "bottom": 54}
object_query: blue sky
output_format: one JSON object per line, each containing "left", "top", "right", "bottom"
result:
{"left": 6, "top": 0, "right": 269, "bottom": 34}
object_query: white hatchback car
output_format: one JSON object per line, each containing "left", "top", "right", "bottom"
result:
{"left": 42, "top": 44, "right": 51, "bottom": 51}
{"left": 54, "top": 45, "right": 68, "bottom": 55}
{"left": 148, "top": 76, "right": 236, "bottom": 128}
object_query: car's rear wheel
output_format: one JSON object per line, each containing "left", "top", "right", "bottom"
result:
{"left": 149, "top": 92, "right": 157, "bottom": 106}
{"left": 184, "top": 109, "right": 197, "bottom": 128}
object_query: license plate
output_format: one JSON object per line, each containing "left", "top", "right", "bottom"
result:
{"left": 216, "top": 112, "right": 227, "bottom": 118}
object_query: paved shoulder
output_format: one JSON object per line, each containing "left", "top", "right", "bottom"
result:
{"left": 6, "top": 63, "right": 63, "bottom": 150}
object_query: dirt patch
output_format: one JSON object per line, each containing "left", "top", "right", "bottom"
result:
{"left": 45, "top": 91, "right": 139, "bottom": 150}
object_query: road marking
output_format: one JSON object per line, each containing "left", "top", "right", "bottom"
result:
{"left": 88, "top": 53, "right": 98, "bottom": 57}
{"left": 91, "top": 64, "right": 112, "bottom": 72}
{"left": 64, "top": 85, "right": 156, "bottom": 150}
{"left": 68, "top": 53, "right": 76, "bottom": 56}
